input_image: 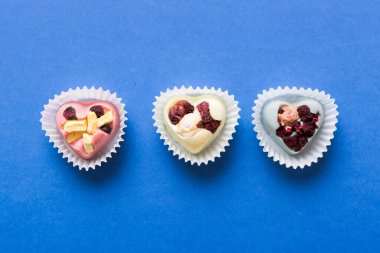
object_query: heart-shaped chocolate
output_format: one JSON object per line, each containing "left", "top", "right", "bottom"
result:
{"left": 261, "top": 95, "right": 324, "bottom": 155}
{"left": 163, "top": 95, "right": 226, "bottom": 154}
{"left": 56, "top": 101, "right": 120, "bottom": 160}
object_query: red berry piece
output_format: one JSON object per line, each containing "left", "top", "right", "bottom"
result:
{"left": 297, "top": 136, "right": 308, "bottom": 150}
{"left": 275, "top": 127, "right": 285, "bottom": 137}
{"left": 297, "top": 105, "right": 311, "bottom": 117}
{"left": 301, "top": 122, "right": 317, "bottom": 137}
{"left": 169, "top": 105, "right": 186, "bottom": 125}
{"left": 276, "top": 126, "right": 292, "bottom": 138}
{"left": 197, "top": 120, "right": 221, "bottom": 134}
{"left": 294, "top": 122, "right": 302, "bottom": 134}
{"left": 100, "top": 124, "right": 112, "bottom": 134}
{"left": 197, "top": 102, "right": 213, "bottom": 123}
{"left": 168, "top": 100, "right": 194, "bottom": 125}
{"left": 196, "top": 101, "right": 221, "bottom": 134}
{"left": 176, "top": 100, "right": 195, "bottom": 114}
{"left": 63, "top": 106, "right": 77, "bottom": 120}
{"left": 90, "top": 105, "right": 104, "bottom": 118}
{"left": 301, "top": 113, "right": 315, "bottom": 122}
{"left": 283, "top": 136, "right": 299, "bottom": 151}
{"left": 283, "top": 135, "right": 309, "bottom": 152}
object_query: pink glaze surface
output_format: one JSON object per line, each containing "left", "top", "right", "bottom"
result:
{"left": 56, "top": 101, "right": 120, "bottom": 160}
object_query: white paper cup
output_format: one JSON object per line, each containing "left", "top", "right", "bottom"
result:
{"left": 252, "top": 86, "right": 338, "bottom": 169}
{"left": 153, "top": 86, "right": 240, "bottom": 165}
{"left": 40, "top": 86, "right": 127, "bottom": 171}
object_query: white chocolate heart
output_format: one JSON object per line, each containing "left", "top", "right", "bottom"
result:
{"left": 261, "top": 95, "right": 324, "bottom": 155}
{"left": 163, "top": 95, "right": 226, "bottom": 154}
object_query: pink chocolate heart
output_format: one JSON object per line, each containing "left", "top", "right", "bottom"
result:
{"left": 56, "top": 101, "right": 120, "bottom": 160}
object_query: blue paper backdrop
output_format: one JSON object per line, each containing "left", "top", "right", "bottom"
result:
{"left": 0, "top": 1, "right": 379, "bottom": 252}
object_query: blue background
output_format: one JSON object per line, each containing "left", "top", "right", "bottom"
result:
{"left": 0, "top": 0, "right": 379, "bottom": 252}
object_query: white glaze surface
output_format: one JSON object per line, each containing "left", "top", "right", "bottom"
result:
{"left": 163, "top": 95, "right": 226, "bottom": 154}
{"left": 261, "top": 95, "right": 324, "bottom": 155}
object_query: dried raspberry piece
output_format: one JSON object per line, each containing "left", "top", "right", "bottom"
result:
{"left": 197, "top": 120, "right": 221, "bottom": 134}
{"left": 207, "top": 121, "right": 221, "bottom": 134}
{"left": 283, "top": 135, "right": 309, "bottom": 152}
{"left": 276, "top": 126, "right": 290, "bottom": 138}
{"left": 90, "top": 105, "right": 104, "bottom": 118}
{"left": 63, "top": 106, "right": 77, "bottom": 120}
{"left": 285, "top": 126, "right": 292, "bottom": 132}
{"left": 297, "top": 105, "right": 311, "bottom": 118}
{"left": 169, "top": 105, "right": 186, "bottom": 125}
{"left": 176, "top": 100, "right": 194, "bottom": 114}
{"left": 168, "top": 100, "right": 194, "bottom": 125}
{"left": 283, "top": 136, "right": 300, "bottom": 151}
{"left": 301, "top": 122, "right": 317, "bottom": 137}
{"left": 294, "top": 122, "right": 302, "bottom": 134}
{"left": 300, "top": 110, "right": 319, "bottom": 123}
{"left": 196, "top": 101, "right": 221, "bottom": 134}
{"left": 297, "top": 136, "right": 308, "bottom": 150}
{"left": 301, "top": 113, "right": 315, "bottom": 122}
{"left": 100, "top": 124, "right": 112, "bottom": 134}
{"left": 312, "top": 112, "right": 320, "bottom": 123}
{"left": 276, "top": 126, "right": 292, "bottom": 137}
{"left": 275, "top": 127, "right": 284, "bottom": 138}
{"left": 197, "top": 102, "right": 213, "bottom": 123}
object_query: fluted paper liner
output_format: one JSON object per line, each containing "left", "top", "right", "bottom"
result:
{"left": 41, "top": 87, "right": 127, "bottom": 171}
{"left": 153, "top": 86, "right": 240, "bottom": 165}
{"left": 252, "top": 86, "right": 338, "bottom": 169}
